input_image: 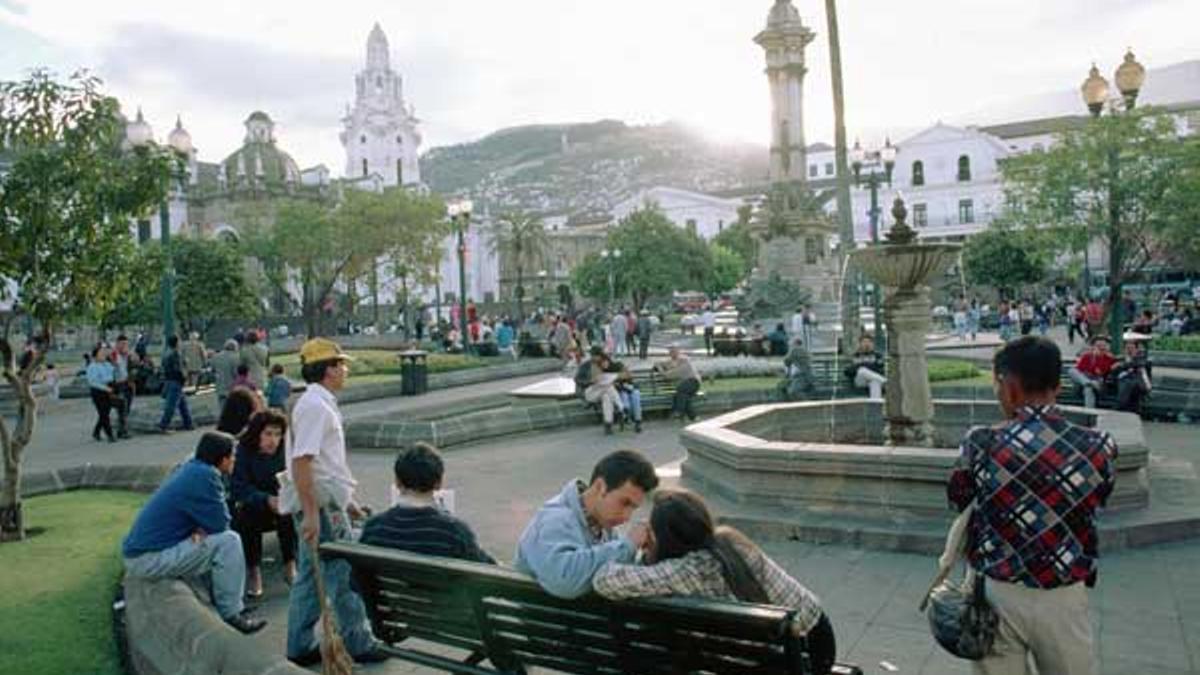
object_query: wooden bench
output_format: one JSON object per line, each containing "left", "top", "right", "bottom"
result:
{"left": 321, "top": 541, "right": 862, "bottom": 675}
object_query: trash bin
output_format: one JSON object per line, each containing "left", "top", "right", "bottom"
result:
{"left": 399, "top": 350, "right": 429, "bottom": 396}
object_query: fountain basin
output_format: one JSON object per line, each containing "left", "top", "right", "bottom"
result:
{"left": 680, "top": 399, "right": 1149, "bottom": 521}
{"left": 849, "top": 243, "right": 961, "bottom": 289}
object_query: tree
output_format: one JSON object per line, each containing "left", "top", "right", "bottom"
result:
{"left": 241, "top": 188, "right": 446, "bottom": 337}
{"left": 703, "top": 244, "right": 745, "bottom": 298}
{"left": 599, "top": 207, "right": 710, "bottom": 310}
{"left": 488, "top": 211, "right": 549, "bottom": 320}
{"left": 104, "top": 238, "right": 257, "bottom": 335}
{"left": 824, "top": 0, "right": 860, "bottom": 353}
{"left": 1002, "top": 106, "right": 1200, "bottom": 345}
{"left": 962, "top": 225, "right": 1054, "bottom": 300}
{"left": 712, "top": 205, "right": 757, "bottom": 277}
{"left": 0, "top": 70, "right": 175, "bottom": 540}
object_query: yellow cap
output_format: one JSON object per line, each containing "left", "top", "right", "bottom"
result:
{"left": 299, "top": 338, "right": 354, "bottom": 365}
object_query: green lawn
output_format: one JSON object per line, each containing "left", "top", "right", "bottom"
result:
{"left": 704, "top": 358, "right": 990, "bottom": 394}
{"left": 272, "top": 349, "right": 488, "bottom": 379}
{"left": 0, "top": 490, "right": 147, "bottom": 675}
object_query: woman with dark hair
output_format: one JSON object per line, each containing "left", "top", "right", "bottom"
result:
{"left": 593, "top": 489, "right": 836, "bottom": 674}
{"left": 216, "top": 386, "right": 262, "bottom": 436}
{"left": 85, "top": 344, "right": 117, "bottom": 442}
{"left": 230, "top": 410, "right": 296, "bottom": 597}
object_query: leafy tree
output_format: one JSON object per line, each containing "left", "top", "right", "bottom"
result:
{"left": 1002, "top": 106, "right": 1200, "bottom": 344}
{"left": 606, "top": 207, "right": 710, "bottom": 309}
{"left": 703, "top": 244, "right": 745, "bottom": 298}
{"left": 104, "top": 238, "right": 257, "bottom": 335}
{"left": 0, "top": 70, "right": 175, "bottom": 540}
{"left": 712, "top": 205, "right": 757, "bottom": 276}
{"left": 737, "top": 272, "right": 810, "bottom": 321}
{"left": 962, "top": 225, "right": 1054, "bottom": 300}
{"left": 488, "top": 211, "right": 549, "bottom": 320}
{"left": 824, "top": 0, "right": 860, "bottom": 354}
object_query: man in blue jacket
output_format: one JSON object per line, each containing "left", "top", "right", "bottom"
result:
{"left": 122, "top": 432, "right": 267, "bottom": 634}
{"left": 515, "top": 450, "right": 658, "bottom": 598}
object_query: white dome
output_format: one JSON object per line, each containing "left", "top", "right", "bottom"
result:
{"left": 168, "top": 115, "right": 193, "bottom": 154}
{"left": 125, "top": 107, "right": 154, "bottom": 147}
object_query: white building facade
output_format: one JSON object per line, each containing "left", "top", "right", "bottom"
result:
{"left": 612, "top": 187, "right": 743, "bottom": 240}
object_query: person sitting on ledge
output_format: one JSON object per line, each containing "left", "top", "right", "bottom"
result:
{"left": 844, "top": 335, "right": 886, "bottom": 401}
{"left": 654, "top": 346, "right": 702, "bottom": 421}
{"left": 767, "top": 322, "right": 790, "bottom": 356}
{"left": 1069, "top": 336, "right": 1118, "bottom": 408}
{"left": 121, "top": 431, "right": 267, "bottom": 634}
{"left": 575, "top": 345, "right": 625, "bottom": 435}
{"left": 780, "top": 337, "right": 815, "bottom": 401}
{"left": 515, "top": 450, "right": 658, "bottom": 599}
{"left": 230, "top": 410, "right": 297, "bottom": 598}
{"left": 594, "top": 489, "right": 835, "bottom": 674}
{"left": 360, "top": 442, "right": 495, "bottom": 563}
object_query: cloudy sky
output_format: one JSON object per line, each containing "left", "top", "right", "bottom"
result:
{"left": 2, "top": 0, "right": 1197, "bottom": 173}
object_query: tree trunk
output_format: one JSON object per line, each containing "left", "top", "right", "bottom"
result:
{"left": 825, "top": 0, "right": 860, "bottom": 355}
{"left": 370, "top": 262, "right": 380, "bottom": 332}
{"left": 1, "top": 347, "right": 42, "bottom": 542}
{"left": 515, "top": 267, "right": 525, "bottom": 322}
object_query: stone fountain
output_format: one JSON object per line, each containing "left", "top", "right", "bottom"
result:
{"left": 849, "top": 197, "right": 962, "bottom": 446}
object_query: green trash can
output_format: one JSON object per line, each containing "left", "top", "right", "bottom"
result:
{"left": 399, "top": 350, "right": 429, "bottom": 396}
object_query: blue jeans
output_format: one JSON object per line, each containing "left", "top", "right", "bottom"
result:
{"left": 124, "top": 530, "right": 245, "bottom": 619}
{"left": 619, "top": 388, "right": 642, "bottom": 422}
{"left": 286, "top": 508, "right": 375, "bottom": 658}
{"left": 158, "top": 380, "right": 193, "bottom": 430}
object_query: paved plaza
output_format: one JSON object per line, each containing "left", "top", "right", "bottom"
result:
{"left": 19, "top": 352, "right": 1200, "bottom": 674}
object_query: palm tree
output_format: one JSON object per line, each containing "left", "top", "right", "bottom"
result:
{"left": 825, "top": 0, "right": 861, "bottom": 353}
{"left": 489, "top": 211, "right": 550, "bottom": 321}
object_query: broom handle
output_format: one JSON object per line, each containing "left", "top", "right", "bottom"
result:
{"left": 308, "top": 537, "right": 335, "bottom": 618}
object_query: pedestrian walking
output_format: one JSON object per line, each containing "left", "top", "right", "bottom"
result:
{"left": 636, "top": 310, "right": 653, "bottom": 360}
{"left": 182, "top": 332, "right": 207, "bottom": 390}
{"left": 112, "top": 334, "right": 135, "bottom": 438}
{"left": 240, "top": 331, "right": 269, "bottom": 390}
{"left": 158, "top": 336, "right": 194, "bottom": 433}
{"left": 86, "top": 344, "right": 117, "bottom": 443}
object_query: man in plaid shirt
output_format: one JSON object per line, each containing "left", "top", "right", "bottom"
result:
{"left": 948, "top": 336, "right": 1117, "bottom": 674}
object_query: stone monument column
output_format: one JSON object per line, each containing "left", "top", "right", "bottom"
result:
{"left": 884, "top": 287, "right": 936, "bottom": 446}
{"left": 755, "top": 0, "right": 815, "bottom": 184}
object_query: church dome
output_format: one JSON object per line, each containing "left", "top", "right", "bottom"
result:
{"left": 221, "top": 110, "right": 301, "bottom": 186}
{"left": 167, "top": 115, "right": 193, "bottom": 154}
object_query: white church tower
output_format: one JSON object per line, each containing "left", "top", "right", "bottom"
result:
{"left": 755, "top": 0, "right": 815, "bottom": 184}
{"left": 340, "top": 23, "right": 422, "bottom": 186}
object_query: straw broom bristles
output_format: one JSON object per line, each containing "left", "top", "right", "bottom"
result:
{"left": 308, "top": 538, "right": 355, "bottom": 675}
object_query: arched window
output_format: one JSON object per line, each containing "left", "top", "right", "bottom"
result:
{"left": 957, "top": 155, "right": 971, "bottom": 182}
{"left": 912, "top": 161, "right": 925, "bottom": 187}
{"left": 362, "top": 159, "right": 368, "bottom": 177}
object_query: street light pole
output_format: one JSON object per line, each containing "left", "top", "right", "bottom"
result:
{"left": 448, "top": 200, "right": 473, "bottom": 353}
{"left": 851, "top": 138, "right": 897, "bottom": 350}
{"left": 601, "top": 248, "right": 621, "bottom": 309}
{"left": 1080, "top": 49, "right": 1146, "bottom": 355}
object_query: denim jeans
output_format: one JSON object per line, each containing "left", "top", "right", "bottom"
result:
{"left": 123, "top": 530, "right": 245, "bottom": 620}
{"left": 286, "top": 507, "right": 375, "bottom": 659}
{"left": 619, "top": 388, "right": 642, "bottom": 422}
{"left": 158, "top": 380, "right": 193, "bottom": 430}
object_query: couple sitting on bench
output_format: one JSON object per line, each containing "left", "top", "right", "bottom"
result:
{"left": 514, "top": 450, "right": 838, "bottom": 674}
{"left": 574, "top": 345, "right": 643, "bottom": 434}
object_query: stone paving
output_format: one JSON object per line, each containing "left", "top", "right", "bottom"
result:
{"left": 11, "top": 356, "right": 1200, "bottom": 674}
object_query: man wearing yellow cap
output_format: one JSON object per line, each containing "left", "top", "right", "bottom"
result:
{"left": 282, "top": 338, "right": 388, "bottom": 665}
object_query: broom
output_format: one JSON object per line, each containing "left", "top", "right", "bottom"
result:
{"left": 308, "top": 538, "right": 355, "bottom": 675}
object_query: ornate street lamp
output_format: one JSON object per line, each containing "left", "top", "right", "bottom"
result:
{"left": 1079, "top": 48, "right": 1146, "bottom": 353}
{"left": 447, "top": 199, "right": 473, "bottom": 352}
{"left": 600, "top": 248, "right": 621, "bottom": 308}
{"left": 851, "top": 137, "right": 896, "bottom": 349}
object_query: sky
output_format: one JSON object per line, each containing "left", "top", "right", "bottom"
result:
{"left": 2, "top": 0, "right": 1197, "bottom": 173}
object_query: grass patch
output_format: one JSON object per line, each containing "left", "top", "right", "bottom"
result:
{"left": 705, "top": 376, "right": 779, "bottom": 393}
{"left": 927, "top": 358, "right": 982, "bottom": 383}
{"left": 703, "top": 358, "right": 988, "bottom": 392}
{"left": 0, "top": 490, "right": 147, "bottom": 675}
{"left": 272, "top": 349, "right": 489, "bottom": 379}
{"left": 1150, "top": 335, "right": 1200, "bottom": 353}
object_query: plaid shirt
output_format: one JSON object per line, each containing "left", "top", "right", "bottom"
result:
{"left": 592, "top": 548, "right": 824, "bottom": 634}
{"left": 948, "top": 405, "right": 1118, "bottom": 589}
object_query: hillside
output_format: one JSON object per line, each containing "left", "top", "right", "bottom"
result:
{"left": 419, "top": 120, "right": 768, "bottom": 215}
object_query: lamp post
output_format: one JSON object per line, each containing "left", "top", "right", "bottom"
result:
{"left": 537, "top": 270, "right": 549, "bottom": 309}
{"left": 851, "top": 137, "right": 897, "bottom": 349}
{"left": 126, "top": 109, "right": 182, "bottom": 348}
{"left": 1080, "top": 49, "right": 1146, "bottom": 355}
{"left": 600, "top": 248, "right": 621, "bottom": 308}
{"left": 447, "top": 199, "right": 473, "bottom": 352}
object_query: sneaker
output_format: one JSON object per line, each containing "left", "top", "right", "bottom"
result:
{"left": 354, "top": 643, "right": 392, "bottom": 664}
{"left": 225, "top": 610, "right": 267, "bottom": 635}
{"left": 288, "top": 647, "right": 322, "bottom": 667}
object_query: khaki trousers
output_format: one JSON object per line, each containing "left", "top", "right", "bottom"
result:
{"left": 974, "top": 579, "right": 1095, "bottom": 675}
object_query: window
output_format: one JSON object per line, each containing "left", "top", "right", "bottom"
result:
{"left": 958, "top": 199, "right": 975, "bottom": 224}
{"left": 809, "top": 164, "right": 818, "bottom": 178}
{"left": 957, "top": 155, "right": 971, "bottom": 182}
{"left": 824, "top": 162, "right": 834, "bottom": 176}
{"left": 396, "top": 135, "right": 403, "bottom": 145}
{"left": 911, "top": 161, "right": 925, "bottom": 187}
{"left": 362, "top": 159, "right": 368, "bottom": 177}
{"left": 718, "top": 219, "right": 725, "bottom": 233}
{"left": 360, "top": 135, "right": 366, "bottom": 144}
{"left": 913, "top": 203, "right": 928, "bottom": 228}
{"left": 805, "top": 236, "right": 819, "bottom": 264}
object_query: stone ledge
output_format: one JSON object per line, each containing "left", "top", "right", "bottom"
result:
{"left": 124, "top": 577, "right": 304, "bottom": 675}
{"left": 19, "top": 463, "right": 174, "bottom": 498}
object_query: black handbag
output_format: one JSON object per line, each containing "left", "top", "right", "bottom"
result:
{"left": 925, "top": 568, "right": 998, "bottom": 660}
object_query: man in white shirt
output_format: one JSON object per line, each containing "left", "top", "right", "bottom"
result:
{"left": 283, "top": 338, "right": 387, "bottom": 666}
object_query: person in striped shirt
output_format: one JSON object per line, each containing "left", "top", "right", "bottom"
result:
{"left": 359, "top": 443, "right": 494, "bottom": 564}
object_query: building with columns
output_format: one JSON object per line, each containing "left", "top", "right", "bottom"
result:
{"left": 754, "top": 0, "right": 815, "bottom": 184}
{"left": 340, "top": 23, "right": 422, "bottom": 187}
